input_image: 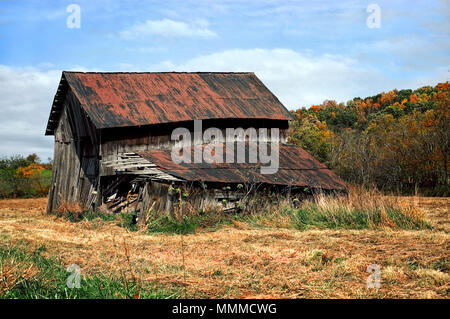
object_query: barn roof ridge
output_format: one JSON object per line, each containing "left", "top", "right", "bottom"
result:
{"left": 62, "top": 71, "right": 255, "bottom": 75}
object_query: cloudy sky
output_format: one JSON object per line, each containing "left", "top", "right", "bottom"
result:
{"left": 0, "top": 0, "right": 449, "bottom": 160}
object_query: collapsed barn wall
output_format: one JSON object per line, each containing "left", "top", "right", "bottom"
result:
{"left": 99, "top": 119, "right": 289, "bottom": 176}
{"left": 98, "top": 174, "right": 342, "bottom": 226}
{"left": 99, "top": 176, "right": 171, "bottom": 214}
{"left": 98, "top": 175, "right": 230, "bottom": 220}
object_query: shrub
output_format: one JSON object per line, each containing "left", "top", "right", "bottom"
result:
{"left": 0, "top": 168, "right": 51, "bottom": 198}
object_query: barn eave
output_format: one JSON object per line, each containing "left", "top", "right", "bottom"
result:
{"left": 45, "top": 74, "right": 69, "bottom": 136}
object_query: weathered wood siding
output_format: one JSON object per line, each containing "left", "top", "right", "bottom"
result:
{"left": 46, "top": 89, "right": 99, "bottom": 212}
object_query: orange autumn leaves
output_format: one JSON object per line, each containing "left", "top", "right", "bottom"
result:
{"left": 16, "top": 163, "right": 45, "bottom": 178}
{"left": 289, "top": 82, "right": 449, "bottom": 195}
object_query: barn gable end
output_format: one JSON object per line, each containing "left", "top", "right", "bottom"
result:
{"left": 46, "top": 87, "right": 100, "bottom": 212}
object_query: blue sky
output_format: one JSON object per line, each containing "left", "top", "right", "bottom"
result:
{"left": 0, "top": 0, "right": 449, "bottom": 159}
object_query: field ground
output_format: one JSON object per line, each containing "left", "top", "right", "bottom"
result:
{"left": 0, "top": 196, "right": 448, "bottom": 298}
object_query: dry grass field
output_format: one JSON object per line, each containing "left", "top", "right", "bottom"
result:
{"left": 0, "top": 196, "right": 448, "bottom": 298}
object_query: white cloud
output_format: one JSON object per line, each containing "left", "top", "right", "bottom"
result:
{"left": 180, "top": 49, "right": 376, "bottom": 107}
{"left": 0, "top": 66, "right": 61, "bottom": 160}
{"left": 147, "top": 48, "right": 447, "bottom": 108}
{"left": 119, "top": 18, "right": 217, "bottom": 39}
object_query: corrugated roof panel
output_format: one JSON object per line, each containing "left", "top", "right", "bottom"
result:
{"left": 60, "top": 72, "right": 294, "bottom": 129}
{"left": 137, "top": 143, "right": 347, "bottom": 190}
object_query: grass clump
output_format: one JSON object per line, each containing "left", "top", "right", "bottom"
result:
{"left": 118, "top": 212, "right": 138, "bottom": 232}
{"left": 0, "top": 244, "right": 179, "bottom": 299}
{"left": 292, "top": 190, "right": 431, "bottom": 231}
{"left": 242, "top": 206, "right": 294, "bottom": 229}
{"left": 147, "top": 212, "right": 233, "bottom": 235}
{"left": 55, "top": 201, "right": 116, "bottom": 223}
{"left": 54, "top": 203, "right": 140, "bottom": 232}
{"left": 55, "top": 205, "right": 139, "bottom": 232}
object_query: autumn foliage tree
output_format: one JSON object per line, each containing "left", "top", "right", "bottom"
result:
{"left": 288, "top": 110, "right": 333, "bottom": 164}
{"left": 16, "top": 163, "right": 49, "bottom": 196}
{"left": 0, "top": 154, "right": 51, "bottom": 198}
{"left": 17, "top": 163, "right": 44, "bottom": 178}
{"left": 289, "top": 82, "right": 450, "bottom": 196}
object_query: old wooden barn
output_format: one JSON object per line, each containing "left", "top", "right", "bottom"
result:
{"left": 45, "top": 71, "right": 346, "bottom": 219}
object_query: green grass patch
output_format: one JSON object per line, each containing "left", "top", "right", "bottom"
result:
{"left": 56, "top": 210, "right": 138, "bottom": 232}
{"left": 430, "top": 258, "right": 449, "bottom": 272}
{"left": 59, "top": 210, "right": 117, "bottom": 223}
{"left": 385, "top": 209, "right": 431, "bottom": 230}
{"left": 147, "top": 213, "right": 234, "bottom": 235}
{"left": 118, "top": 212, "right": 138, "bottom": 232}
{"left": 40, "top": 169, "right": 52, "bottom": 179}
{"left": 0, "top": 244, "right": 180, "bottom": 299}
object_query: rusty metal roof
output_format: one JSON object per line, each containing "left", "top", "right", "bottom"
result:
{"left": 46, "top": 71, "right": 294, "bottom": 134}
{"left": 137, "top": 143, "right": 347, "bottom": 190}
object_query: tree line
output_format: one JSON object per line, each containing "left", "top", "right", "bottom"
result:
{"left": 288, "top": 82, "right": 449, "bottom": 196}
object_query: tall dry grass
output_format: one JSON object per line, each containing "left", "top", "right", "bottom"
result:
{"left": 55, "top": 200, "right": 84, "bottom": 220}
{"left": 53, "top": 188, "right": 431, "bottom": 233}
{"left": 292, "top": 188, "right": 431, "bottom": 230}
{"left": 144, "top": 187, "right": 432, "bottom": 233}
